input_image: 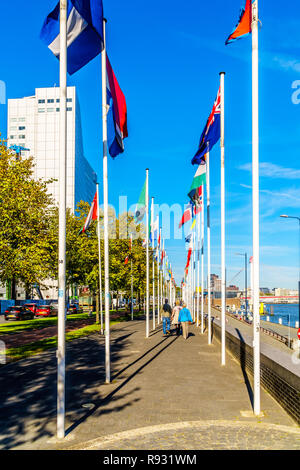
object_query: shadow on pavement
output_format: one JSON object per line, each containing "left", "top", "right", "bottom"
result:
{"left": 65, "top": 334, "right": 179, "bottom": 436}
{"left": 0, "top": 324, "right": 137, "bottom": 449}
{"left": 235, "top": 328, "right": 254, "bottom": 409}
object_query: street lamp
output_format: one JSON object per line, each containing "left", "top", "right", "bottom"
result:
{"left": 235, "top": 252, "right": 248, "bottom": 317}
{"left": 280, "top": 215, "right": 300, "bottom": 328}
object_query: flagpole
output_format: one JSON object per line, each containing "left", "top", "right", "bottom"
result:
{"left": 57, "top": 0, "right": 67, "bottom": 440}
{"left": 101, "top": 18, "right": 110, "bottom": 383}
{"left": 169, "top": 262, "right": 172, "bottom": 304}
{"left": 252, "top": 0, "right": 261, "bottom": 416}
{"left": 146, "top": 168, "right": 150, "bottom": 338}
{"left": 151, "top": 197, "right": 155, "bottom": 330}
{"left": 157, "top": 226, "right": 161, "bottom": 325}
{"left": 197, "top": 211, "right": 200, "bottom": 328}
{"left": 131, "top": 233, "right": 133, "bottom": 321}
{"left": 201, "top": 185, "right": 205, "bottom": 334}
{"left": 192, "top": 231, "right": 196, "bottom": 321}
{"left": 162, "top": 238, "right": 165, "bottom": 304}
{"left": 206, "top": 148, "right": 212, "bottom": 345}
{"left": 97, "top": 183, "right": 104, "bottom": 334}
{"left": 220, "top": 71, "right": 226, "bottom": 366}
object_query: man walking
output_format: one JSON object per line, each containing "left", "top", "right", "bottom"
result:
{"left": 160, "top": 298, "right": 172, "bottom": 336}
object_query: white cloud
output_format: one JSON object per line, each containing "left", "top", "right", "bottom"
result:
{"left": 272, "top": 55, "right": 300, "bottom": 73}
{"left": 239, "top": 162, "right": 300, "bottom": 179}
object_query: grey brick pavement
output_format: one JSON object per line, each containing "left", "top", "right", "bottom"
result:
{"left": 1, "top": 317, "right": 300, "bottom": 450}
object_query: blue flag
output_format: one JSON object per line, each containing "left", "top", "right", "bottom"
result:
{"left": 40, "top": 0, "right": 104, "bottom": 75}
{"left": 192, "top": 87, "right": 221, "bottom": 165}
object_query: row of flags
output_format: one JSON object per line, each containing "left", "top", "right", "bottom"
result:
{"left": 67, "top": 0, "right": 254, "bottom": 289}
{"left": 41, "top": 0, "right": 128, "bottom": 159}
{"left": 182, "top": 0, "right": 254, "bottom": 273}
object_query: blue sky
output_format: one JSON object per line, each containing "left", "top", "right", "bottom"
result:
{"left": 1, "top": 0, "right": 300, "bottom": 290}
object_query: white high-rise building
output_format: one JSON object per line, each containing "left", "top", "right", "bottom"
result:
{"left": 7, "top": 86, "right": 97, "bottom": 212}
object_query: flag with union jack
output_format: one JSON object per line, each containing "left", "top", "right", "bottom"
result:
{"left": 192, "top": 87, "right": 221, "bottom": 165}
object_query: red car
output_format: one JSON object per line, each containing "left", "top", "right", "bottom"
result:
{"left": 24, "top": 303, "right": 37, "bottom": 315}
{"left": 35, "top": 305, "right": 56, "bottom": 317}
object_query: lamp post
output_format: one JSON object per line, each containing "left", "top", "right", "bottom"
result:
{"left": 280, "top": 215, "right": 300, "bottom": 329}
{"left": 235, "top": 253, "right": 247, "bottom": 317}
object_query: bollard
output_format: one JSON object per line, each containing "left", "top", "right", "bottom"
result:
{"left": 0, "top": 340, "right": 6, "bottom": 365}
{"left": 279, "top": 318, "right": 282, "bottom": 325}
{"left": 296, "top": 321, "right": 299, "bottom": 329}
{"left": 266, "top": 316, "right": 270, "bottom": 322}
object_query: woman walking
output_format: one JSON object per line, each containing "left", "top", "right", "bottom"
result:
{"left": 178, "top": 302, "right": 193, "bottom": 340}
{"left": 171, "top": 299, "right": 182, "bottom": 336}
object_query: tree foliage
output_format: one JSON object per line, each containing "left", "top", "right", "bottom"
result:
{"left": 0, "top": 140, "right": 55, "bottom": 296}
{"left": 0, "top": 138, "right": 154, "bottom": 302}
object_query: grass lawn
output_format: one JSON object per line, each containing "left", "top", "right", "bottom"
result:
{"left": 0, "top": 309, "right": 139, "bottom": 336}
{"left": 1, "top": 312, "right": 143, "bottom": 364}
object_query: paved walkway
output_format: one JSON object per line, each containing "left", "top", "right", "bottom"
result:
{"left": 0, "top": 317, "right": 300, "bottom": 450}
{"left": 210, "top": 307, "right": 298, "bottom": 355}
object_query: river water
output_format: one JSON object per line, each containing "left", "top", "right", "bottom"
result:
{"left": 261, "top": 304, "right": 299, "bottom": 328}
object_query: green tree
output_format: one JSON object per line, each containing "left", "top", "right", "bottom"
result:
{"left": 0, "top": 140, "right": 55, "bottom": 299}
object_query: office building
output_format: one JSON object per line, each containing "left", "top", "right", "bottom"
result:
{"left": 7, "top": 86, "right": 97, "bottom": 212}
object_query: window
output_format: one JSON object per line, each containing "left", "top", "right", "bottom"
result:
{"left": 10, "top": 126, "right": 17, "bottom": 131}
{"left": 10, "top": 135, "right": 16, "bottom": 139}
{"left": 11, "top": 118, "right": 17, "bottom": 122}
{"left": 19, "top": 117, "right": 25, "bottom": 122}
{"left": 47, "top": 108, "right": 54, "bottom": 112}
{"left": 38, "top": 108, "right": 45, "bottom": 113}
{"left": 56, "top": 99, "right": 60, "bottom": 103}
{"left": 38, "top": 99, "right": 45, "bottom": 104}
{"left": 67, "top": 107, "right": 72, "bottom": 112}
{"left": 56, "top": 108, "right": 60, "bottom": 112}
{"left": 47, "top": 99, "right": 54, "bottom": 103}
{"left": 19, "top": 135, "right": 25, "bottom": 139}
{"left": 66, "top": 98, "right": 72, "bottom": 103}
{"left": 18, "top": 126, "right": 25, "bottom": 130}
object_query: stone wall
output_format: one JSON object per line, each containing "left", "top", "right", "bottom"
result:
{"left": 212, "top": 319, "right": 300, "bottom": 425}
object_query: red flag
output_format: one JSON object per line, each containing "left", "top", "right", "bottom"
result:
{"left": 79, "top": 192, "right": 98, "bottom": 234}
{"left": 185, "top": 241, "right": 193, "bottom": 272}
{"left": 160, "top": 249, "right": 165, "bottom": 266}
{"left": 124, "top": 256, "right": 129, "bottom": 265}
{"left": 179, "top": 203, "right": 193, "bottom": 229}
{"left": 225, "top": 0, "right": 252, "bottom": 45}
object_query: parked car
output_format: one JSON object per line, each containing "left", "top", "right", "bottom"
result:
{"left": 4, "top": 306, "right": 35, "bottom": 321}
{"left": 49, "top": 302, "right": 58, "bottom": 313}
{"left": 67, "top": 304, "right": 82, "bottom": 314}
{"left": 35, "top": 305, "right": 56, "bottom": 317}
{"left": 24, "top": 303, "right": 37, "bottom": 315}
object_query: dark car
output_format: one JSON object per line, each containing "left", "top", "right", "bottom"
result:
{"left": 24, "top": 303, "right": 37, "bottom": 315}
{"left": 4, "top": 306, "right": 35, "bottom": 321}
{"left": 67, "top": 304, "right": 82, "bottom": 315}
{"left": 35, "top": 305, "right": 56, "bottom": 318}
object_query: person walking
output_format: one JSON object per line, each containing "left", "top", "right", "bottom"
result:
{"left": 178, "top": 302, "right": 193, "bottom": 340}
{"left": 171, "top": 299, "right": 182, "bottom": 336}
{"left": 160, "top": 298, "right": 172, "bottom": 336}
